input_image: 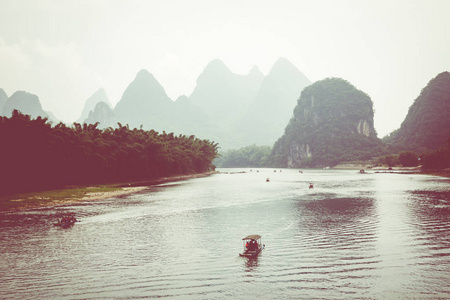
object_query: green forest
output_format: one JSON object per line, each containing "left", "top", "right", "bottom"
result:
{"left": 215, "top": 74, "right": 450, "bottom": 171}
{"left": 383, "top": 72, "right": 450, "bottom": 153}
{"left": 216, "top": 139, "right": 450, "bottom": 171}
{"left": 268, "top": 78, "right": 386, "bottom": 168}
{"left": 214, "top": 145, "right": 272, "bottom": 167}
{"left": 0, "top": 110, "right": 219, "bottom": 196}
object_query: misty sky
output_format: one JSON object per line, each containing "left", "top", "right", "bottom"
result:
{"left": 1, "top": 0, "right": 449, "bottom": 137}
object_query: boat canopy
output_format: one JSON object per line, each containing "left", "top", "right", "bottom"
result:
{"left": 242, "top": 235, "right": 261, "bottom": 240}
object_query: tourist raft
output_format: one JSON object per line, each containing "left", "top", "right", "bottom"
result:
{"left": 53, "top": 216, "right": 78, "bottom": 228}
{"left": 239, "top": 235, "right": 265, "bottom": 257}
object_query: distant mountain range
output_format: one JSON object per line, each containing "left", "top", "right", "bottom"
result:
{"left": 232, "top": 58, "right": 312, "bottom": 147}
{"left": 0, "top": 58, "right": 311, "bottom": 149}
{"left": 0, "top": 90, "right": 57, "bottom": 123}
{"left": 82, "top": 57, "right": 311, "bottom": 149}
{"left": 2, "top": 62, "right": 449, "bottom": 162}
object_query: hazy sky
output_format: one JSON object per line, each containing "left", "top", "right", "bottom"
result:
{"left": 1, "top": 0, "right": 449, "bottom": 137}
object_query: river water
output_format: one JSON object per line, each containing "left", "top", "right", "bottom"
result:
{"left": 1, "top": 169, "right": 449, "bottom": 299}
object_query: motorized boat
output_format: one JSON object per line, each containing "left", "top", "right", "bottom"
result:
{"left": 239, "top": 235, "right": 265, "bottom": 257}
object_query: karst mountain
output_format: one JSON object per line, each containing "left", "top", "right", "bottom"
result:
{"left": 384, "top": 71, "right": 450, "bottom": 152}
{"left": 270, "top": 78, "right": 385, "bottom": 167}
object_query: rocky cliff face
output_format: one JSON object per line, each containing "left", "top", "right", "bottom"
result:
{"left": 271, "top": 78, "right": 383, "bottom": 167}
{"left": 384, "top": 71, "right": 450, "bottom": 151}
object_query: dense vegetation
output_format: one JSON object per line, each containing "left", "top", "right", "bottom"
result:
{"left": 375, "top": 151, "right": 419, "bottom": 167}
{"left": 420, "top": 137, "right": 450, "bottom": 170}
{"left": 270, "top": 78, "right": 386, "bottom": 168}
{"left": 0, "top": 110, "right": 219, "bottom": 196}
{"left": 384, "top": 72, "right": 450, "bottom": 152}
{"left": 214, "top": 145, "right": 271, "bottom": 167}
{"left": 374, "top": 138, "right": 450, "bottom": 170}
{"left": 216, "top": 73, "right": 450, "bottom": 170}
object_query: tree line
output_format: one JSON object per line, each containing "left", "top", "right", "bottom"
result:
{"left": 0, "top": 110, "right": 219, "bottom": 196}
{"left": 374, "top": 137, "right": 450, "bottom": 170}
{"left": 217, "top": 137, "right": 450, "bottom": 171}
{"left": 214, "top": 145, "right": 271, "bottom": 167}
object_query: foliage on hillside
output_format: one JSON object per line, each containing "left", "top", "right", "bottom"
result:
{"left": 0, "top": 110, "right": 219, "bottom": 196}
{"left": 374, "top": 151, "right": 419, "bottom": 167}
{"left": 214, "top": 145, "right": 271, "bottom": 167}
{"left": 272, "top": 130, "right": 385, "bottom": 168}
{"left": 420, "top": 137, "right": 450, "bottom": 170}
{"left": 384, "top": 71, "right": 450, "bottom": 152}
{"left": 270, "top": 78, "right": 386, "bottom": 168}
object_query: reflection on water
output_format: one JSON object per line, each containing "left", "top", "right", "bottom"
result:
{"left": 244, "top": 257, "right": 259, "bottom": 272}
{"left": 1, "top": 169, "right": 449, "bottom": 299}
{"left": 408, "top": 190, "right": 450, "bottom": 255}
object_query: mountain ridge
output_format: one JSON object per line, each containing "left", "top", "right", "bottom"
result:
{"left": 384, "top": 71, "right": 450, "bottom": 152}
{"left": 1, "top": 91, "right": 50, "bottom": 121}
{"left": 113, "top": 69, "right": 174, "bottom": 131}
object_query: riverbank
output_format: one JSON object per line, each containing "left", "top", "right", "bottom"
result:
{"left": 0, "top": 171, "right": 216, "bottom": 212}
{"left": 333, "top": 163, "right": 423, "bottom": 172}
{"left": 333, "top": 164, "right": 450, "bottom": 177}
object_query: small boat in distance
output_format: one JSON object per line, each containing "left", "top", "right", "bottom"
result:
{"left": 239, "top": 235, "right": 265, "bottom": 257}
{"left": 266, "top": 178, "right": 270, "bottom": 182}
{"left": 54, "top": 215, "right": 78, "bottom": 228}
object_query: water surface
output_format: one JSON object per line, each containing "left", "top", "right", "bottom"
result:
{"left": 1, "top": 169, "right": 449, "bottom": 299}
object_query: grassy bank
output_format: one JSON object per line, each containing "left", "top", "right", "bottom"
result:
{"left": 0, "top": 171, "right": 216, "bottom": 212}
{"left": 0, "top": 186, "right": 123, "bottom": 211}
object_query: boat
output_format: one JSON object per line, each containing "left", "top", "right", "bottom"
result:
{"left": 53, "top": 222, "right": 74, "bottom": 228}
{"left": 53, "top": 216, "right": 78, "bottom": 228}
{"left": 239, "top": 235, "right": 265, "bottom": 257}
{"left": 266, "top": 178, "right": 270, "bottom": 182}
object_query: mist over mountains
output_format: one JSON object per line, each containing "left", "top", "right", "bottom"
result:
{"left": 2, "top": 59, "right": 449, "bottom": 167}
{"left": 83, "top": 57, "right": 311, "bottom": 149}
{"left": 76, "top": 88, "right": 111, "bottom": 124}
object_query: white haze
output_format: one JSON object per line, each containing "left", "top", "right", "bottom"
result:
{"left": 0, "top": 0, "right": 449, "bottom": 137}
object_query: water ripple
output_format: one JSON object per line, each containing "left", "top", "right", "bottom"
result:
{"left": 1, "top": 169, "right": 450, "bottom": 299}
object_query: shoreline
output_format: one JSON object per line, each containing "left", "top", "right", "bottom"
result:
{"left": 0, "top": 171, "right": 217, "bottom": 212}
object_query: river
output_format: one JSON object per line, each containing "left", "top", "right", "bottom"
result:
{"left": 1, "top": 169, "right": 449, "bottom": 299}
